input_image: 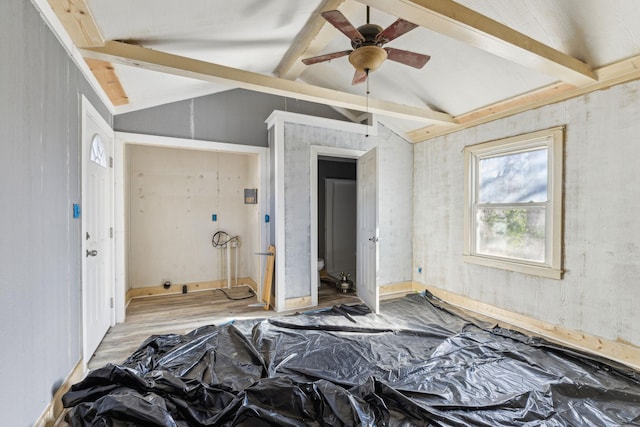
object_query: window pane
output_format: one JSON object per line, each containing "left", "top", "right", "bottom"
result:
{"left": 476, "top": 207, "right": 546, "bottom": 262}
{"left": 478, "top": 148, "right": 547, "bottom": 203}
{"left": 90, "top": 134, "right": 108, "bottom": 168}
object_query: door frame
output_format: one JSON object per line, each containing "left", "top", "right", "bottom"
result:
{"left": 113, "top": 132, "right": 270, "bottom": 322}
{"left": 310, "top": 146, "right": 364, "bottom": 307}
{"left": 81, "top": 96, "right": 115, "bottom": 366}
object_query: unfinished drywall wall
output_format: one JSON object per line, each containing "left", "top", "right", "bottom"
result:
{"left": 281, "top": 121, "right": 413, "bottom": 300}
{"left": 115, "top": 89, "right": 348, "bottom": 147}
{"left": 128, "top": 145, "right": 260, "bottom": 288}
{"left": 0, "top": 0, "right": 111, "bottom": 424}
{"left": 413, "top": 80, "right": 640, "bottom": 348}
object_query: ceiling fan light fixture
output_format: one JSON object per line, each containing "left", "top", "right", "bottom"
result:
{"left": 348, "top": 45, "right": 387, "bottom": 73}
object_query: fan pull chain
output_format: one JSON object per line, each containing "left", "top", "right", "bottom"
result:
{"left": 366, "top": 70, "right": 370, "bottom": 137}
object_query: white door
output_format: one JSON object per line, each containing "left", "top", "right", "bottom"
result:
{"left": 357, "top": 148, "right": 379, "bottom": 313}
{"left": 82, "top": 98, "right": 114, "bottom": 364}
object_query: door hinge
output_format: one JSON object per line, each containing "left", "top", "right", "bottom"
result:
{"left": 110, "top": 227, "right": 113, "bottom": 238}
{"left": 109, "top": 157, "right": 113, "bottom": 168}
{"left": 110, "top": 297, "right": 114, "bottom": 309}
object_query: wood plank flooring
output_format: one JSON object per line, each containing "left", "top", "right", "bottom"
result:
{"left": 88, "top": 283, "right": 362, "bottom": 369}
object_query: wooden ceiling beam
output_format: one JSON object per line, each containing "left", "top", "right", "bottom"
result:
{"left": 356, "top": 0, "right": 596, "bottom": 86}
{"left": 408, "top": 55, "right": 640, "bottom": 142}
{"left": 48, "top": 0, "right": 132, "bottom": 109}
{"left": 85, "top": 59, "right": 129, "bottom": 106}
{"left": 274, "top": 0, "right": 346, "bottom": 80}
{"left": 83, "top": 41, "right": 455, "bottom": 125}
{"left": 47, "top": 0, "right": 104, "bottom": 48}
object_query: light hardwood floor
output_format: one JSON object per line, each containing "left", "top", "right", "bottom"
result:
{"left": 88, "top": 283, "right": 362, "bottom": 369}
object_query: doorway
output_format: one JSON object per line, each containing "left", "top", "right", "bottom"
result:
{"left": 317, "top": 157, "right": 357, "bottom": 300}
{"left": 126, "top": 145, "right": 261, "bottom": 295}
{"left": 113, "top": 133, "right": 269, "bottom": 323}
{"left": 310, "top": 145, "right": 375, "bottom": 308}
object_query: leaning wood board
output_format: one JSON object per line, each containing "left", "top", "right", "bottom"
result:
{"left": 262, "top": 245, "right": 275, "bottom": 310}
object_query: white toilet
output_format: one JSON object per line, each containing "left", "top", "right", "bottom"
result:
{"left": 317, "top": 258, "right": 324, "bottom": 287}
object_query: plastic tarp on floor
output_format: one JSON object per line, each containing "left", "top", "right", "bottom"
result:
{"left": 63, "top": 293, "right": 640, "bottom": 426}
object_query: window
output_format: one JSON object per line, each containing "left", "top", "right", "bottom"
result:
{"left": 90, "top": 134, "right": 108, "bottom": 168}
{"left": 463, "top": 127, "right": 564, "bottom": 279}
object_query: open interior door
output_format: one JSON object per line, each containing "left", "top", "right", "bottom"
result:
{"left": 357, "top": 148, "right": 379, "bottom": 313}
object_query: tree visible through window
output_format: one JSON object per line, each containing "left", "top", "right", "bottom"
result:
{"left": 463, "top": 127, "right": 564, "bottom": 279}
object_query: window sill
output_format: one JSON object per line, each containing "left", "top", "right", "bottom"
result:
{"left": 463, "top": 255, "right": 563, "bottom": 280}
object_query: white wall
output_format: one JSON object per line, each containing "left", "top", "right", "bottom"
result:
{"left": 128, "top": 145, "right": 259, "bottom": 288}
{"left": 280, "top": 120, "right": 413, "bottom": 300}
{"left": 413, "top": 80, "right": 640, "bottom": 348}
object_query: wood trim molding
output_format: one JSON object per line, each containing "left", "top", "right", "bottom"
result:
{"left": 82, "top": 41, "right": 455, "bottom": 125}
{"left": 34, "top": 361, "right": 85, "bottom": 427}
{"left": 379, "top": 281, "right": 415, "bottom": 299}
{"left": 454, "top": 82, "right": 575, "bottom": 126}
{"left": 47, "top": 0, "right": 104, "bottom": 48}
{"left": 409, "top": 54, "right": 640, "bottom": 142}
{"left": 266, "top": 109, "right": 376, "bottom": 136}
{"left": 85, "top": 59, "right": 128, "bottom": 106}
{"left": 284, "top": 296, "right": 313, "bottom": 311}
{"left": 358, "top": 0, "right": 595, "bottom": 86}
{"left": 421, "top": 283, "right": 640, "bottom": 371}
{"left": 126, "top": 278, "right": 258, "bottom": 303}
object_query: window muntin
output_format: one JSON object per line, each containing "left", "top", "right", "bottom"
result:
{"left": 464, "top": 127, "right": 563, "bottom": 279}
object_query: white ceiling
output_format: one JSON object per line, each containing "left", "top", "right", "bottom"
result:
{"left": 46, "top": 0, "right": 640, "bottom": 139}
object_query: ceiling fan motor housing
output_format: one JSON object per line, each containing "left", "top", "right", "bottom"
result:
{"left": 351, "top": 24, "right": 384, "bottom": 48}
{"left": 349, "top": 24, "right": 387, "bottom": 72}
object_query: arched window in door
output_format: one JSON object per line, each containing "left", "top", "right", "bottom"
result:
{"left": 90, "top": 133, "right": 108, "bottom": 168}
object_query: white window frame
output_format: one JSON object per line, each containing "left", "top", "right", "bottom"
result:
{"left": 463, "top": 126, "right": 564, "bottom": 279}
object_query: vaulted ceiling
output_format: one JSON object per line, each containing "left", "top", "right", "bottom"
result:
{"left": 42, "top": 0, "right": 640, "bottom": 141}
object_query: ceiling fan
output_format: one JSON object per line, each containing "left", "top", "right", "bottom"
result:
{"left": 302, "top": 7, "right": 430, "bottom": 85}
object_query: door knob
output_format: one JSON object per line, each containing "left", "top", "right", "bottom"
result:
{"left": 368, "top": 236, "right": 379, "bottom": 242}
{"left": 86, "top": 249, "right": 98, "bottom": 257}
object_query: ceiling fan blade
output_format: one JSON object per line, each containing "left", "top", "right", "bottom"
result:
{"left": 321, "top": 10, "right": 364, "bottom": 42}
{"left": 352, "top": 69, "right": 368, "bottom": 85}
{"left": 376, "top": 19, "right": 418, "bottom": 44}
{"left": 384, "top": 47, "right": 431, "bottom": 69}
{"left": 302, "top": 50, "right": 352, "bottom": 66}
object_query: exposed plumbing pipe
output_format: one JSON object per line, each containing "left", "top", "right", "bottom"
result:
{"left": 234, "top": 238, "right": 238, "bottom": 287}
{"left": 226, "top": 243, "right": 231, "bottom": 289}
{"left": 212, "top": 231, "right": 239, "bottom": 289}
